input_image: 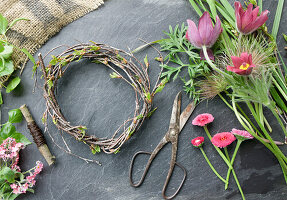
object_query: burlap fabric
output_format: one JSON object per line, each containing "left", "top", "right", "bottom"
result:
{"left": 0, "top": 0, "right": 104, "bottom": 84}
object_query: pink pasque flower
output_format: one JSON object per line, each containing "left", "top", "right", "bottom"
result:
{"left": 186, "top": 11, "right": 222, "bottom": 49}
{"left": 231, "top": 128, "right": 254, "bottom": 140}
{"left": 191, "top": 136, "right": 204, "bottom": 147}
{"left": 192, "top": 113, "right": 214, "bottom": 127}
{"left": 211, "top": 132, "right": 236, "bottom": 148}
{"left": 235, "top": 1, "right": 269, "bottom": 35}
{"left": 226, "top": 52, "right": 255, "bottom": 75}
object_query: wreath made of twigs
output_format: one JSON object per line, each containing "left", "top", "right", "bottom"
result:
{"left": 37, "top": 42, "right": 165, "bottom": 154}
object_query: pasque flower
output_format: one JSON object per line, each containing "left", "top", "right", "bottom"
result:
{"left": 191, "top": 136, "right": 204, "bottom": 147}
{"left": 186, "top": 11, "right": 222, "bottom": 49}
{"left": 226, "top": 52, "right": 255, "bottom": 75}
{"left": 211, "top": 132, "right": 236, "bottom": 148}
{"left": 235, "top": 1, "right": 269, "bottom": 35}
{"left": 192, "top": 113, "right": 214, "bottom": 127}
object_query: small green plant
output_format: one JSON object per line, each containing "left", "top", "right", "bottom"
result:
{"left": 0, "top": 13, "right": 36, "bottom": 103}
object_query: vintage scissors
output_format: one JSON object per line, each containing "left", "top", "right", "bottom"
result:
{"left": 129, "top": 91, "right": 196, "bottom": 199}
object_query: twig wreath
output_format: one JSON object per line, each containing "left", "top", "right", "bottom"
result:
{"left": 37, "top": 42, "right": 166, "bottom": 155}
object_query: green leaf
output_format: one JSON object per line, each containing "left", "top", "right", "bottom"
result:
{"left": 218, "top": 0, "right": 235, "bottom": 19}
{"left": 0, "top": 56, "right": 5, "bottom": 71}
{"left": 49, "top": 55, "right": 60, "bottom": 65}
{"left": 26, "top": 188, "right": 34, "bottom": 193}
{"left": 0, "top": 91, "right": 2, "bottom": 105}
{"left": 154, "top": 77, "right": 168, "bottom": 94}
{"left": 6, "top": 77, "right": 21, "bottom": 93}
{"left": 188, "top": 0, "right": 203, "bottom": 16}
{"left": 206, "top": 0, "right": 217, "bottom": 20}
{"left": 8, "top": 108, "right": 22, "bottom": 123}
{"left": 91, "top": 145, "right": 101, "bottom": 154}
{"left": 144, "top": 55, "right": 149, "bottom": 68}
{"left": 109, "top": 72, "right": 120, "bottom": 78}
{"left": 10, "top": 132, "right": 31, "bottom": 145}
{"left": 272, "top": 0, "right": 285, "bottom": 39}
{"left": 0, "top": 122, "right": 16, "bottom": 139}
{"left": 0, "top": 45, "right": 13, "bottom": 59}
{"left": 21, "top": 48, "right": 35, "bottom": 65}
{"left": 0, "top": 167, "right": 15, "bottom": 183}
{"left": 0, "top": 60, "right": 14, "bottom": 76}
{"left": 283, "top": 34, "right": 287, "bottom": 42}
{"left": 0, "top": 43, "right": 4, "bottom": 53}
{"left": 0, "top": 14, "right": 8, "bottom": 35}
{"left": 7, "top": 193, "right": 19, "bottom": 200}
{"left": 47, "top": 79, "right": 53, "bottom": 90}
{"left": 147, "top": 107, "right": 157, "bottom": 118}
{"left": 8, "top": 18, "right": 30, "bottom": 30}
{"left": 258, "top": 0, "right": 262, "bottom": 13}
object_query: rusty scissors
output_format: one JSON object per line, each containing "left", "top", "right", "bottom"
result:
{"left": 129, "top": 92, "right": 196, "bottom": 199}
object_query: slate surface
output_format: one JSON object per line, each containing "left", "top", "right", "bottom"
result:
{"left": 2, "top": 0, "right": 287, "bottom": 199}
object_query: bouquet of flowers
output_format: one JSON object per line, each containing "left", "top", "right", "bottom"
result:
{"left": 0, "top": 109, "right": 43, "bottom": 200}
{"left": 157, "top": 0, "right": 287, "bottom": 198}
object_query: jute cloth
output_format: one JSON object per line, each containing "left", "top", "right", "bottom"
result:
{"left": 0, "top": 0, "right": 104, "bottom": 84}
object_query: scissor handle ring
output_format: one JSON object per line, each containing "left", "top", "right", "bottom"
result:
{"left": 129, "top": 151, "right": 152, "bottom": 187}
{"left": 162, "top": 162, "right": 187, "bottom": 199}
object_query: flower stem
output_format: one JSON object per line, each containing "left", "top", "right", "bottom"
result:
{"left": 225, "top": 140, "right": 242, "bottom": 190}
{"left": 202, "top": 46, "right": 231, "bottom": 77}
{"left": 203, "top": 126, "right": 233, "bottom": 169}
{"left": 199, "top": 147, "right": 227, "bottom": 183}
{"left": 267, "top": 103, "right": 287, "bottom": 137}
{"left": 224, "top": 145, "right": 245, "bottom": 200}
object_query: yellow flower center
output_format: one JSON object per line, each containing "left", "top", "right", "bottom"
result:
{"left": 239, "top": 63, "right": 250, "bottom": 70}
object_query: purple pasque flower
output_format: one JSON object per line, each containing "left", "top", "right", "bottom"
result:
{"left": 186, "top": 11, "right": 222, "bottom": 49}
{"left": 226, "top": 52, "right": 255, "bottom": 75}
{"left": 235, "top": 1, "right": 269, "bottom": 35}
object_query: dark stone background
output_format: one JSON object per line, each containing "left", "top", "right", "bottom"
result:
{"left": 2, "top": 0, "right": 287, "bottom": 199}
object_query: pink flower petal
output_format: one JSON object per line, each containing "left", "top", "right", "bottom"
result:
{"left": 240, "top": 52, "right": 249, "bottom": 62}
{"left": 191, "top": 136, "right": 205, "bottom": 147}
{"left": 186, "top": 19, "right": 202, "bottom": 48}
{"left": 211, "top": 132, "right": 236, "bottom": 148}
{"left": 192, "top": 113, "right": 214, "bottom": 127}
{"left": 207, "top": 16, "right": 223, "bottom": 47}
{"left": 234, "top": 1, "right": 242, "bottom": 31}
{"left": 198, "top": 12, "right": 213, "bottom": 45}
{"left": 243, "top": 10, "right": 269, "bottom": 34}
{"left": 252, "top": 6, "right": 260, "bottom": 21}
{"left": 241, "top": 4, "right": 254, "bottom": 29}
{"left": 231, "top": 56, "right": 244, "bottom": 68}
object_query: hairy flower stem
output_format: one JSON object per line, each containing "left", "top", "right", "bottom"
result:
{"left": 230, "top": 96, "right": 287, "bottom": 183}
{"left": 224, "top": 148, "right": 245, "bottom": 200}
{"left": 203, "top": 126, "right": 233, "bottom": 169}
{"left": 225, "top": 140, "right": 242, "bottom": 190}
{"left": 199, "top": 147, "right": 227, "bottom": 183}
{"left": 267, "top": 103, "right": 287, "bottom": 137}
{"left": 246, "top": 102, "right": 287, "bottom": 163}
{"left": 202, "top": 46, "right": 231, "bottom": 77}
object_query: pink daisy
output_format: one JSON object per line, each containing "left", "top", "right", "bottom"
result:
{"left": 211, "top": 132, "right": 236, "bottom": 148}
{"left": 192, "top": 113, "right": 214, "bottom": 127}
{"left": 231, "top": 129, "right": 254, "bottom": 140}
{"left": 191, "top": 136, "right": 204, "bottom": 147}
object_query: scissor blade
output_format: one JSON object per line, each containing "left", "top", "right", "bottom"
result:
{"left": 179, "top": 101, "right": 196, "bottom": 131}
{"left": 169, "top": 92, "right": 182, "bottom": 129}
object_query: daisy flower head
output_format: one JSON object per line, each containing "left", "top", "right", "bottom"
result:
{"left": 192, "top": 113, "right": 214, "bottom": 127}
{"left": 211, "top": 132, "right": 236, "bottom": 148}
{"left": 231, "top": 128, "right": 254, "bottom": 141}
{"left": 191, "top": 136, "right": 204, "bottom": 147}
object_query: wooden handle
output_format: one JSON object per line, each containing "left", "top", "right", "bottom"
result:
{"left": 20, "top": 104, "right": 56, "bottom": 166}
